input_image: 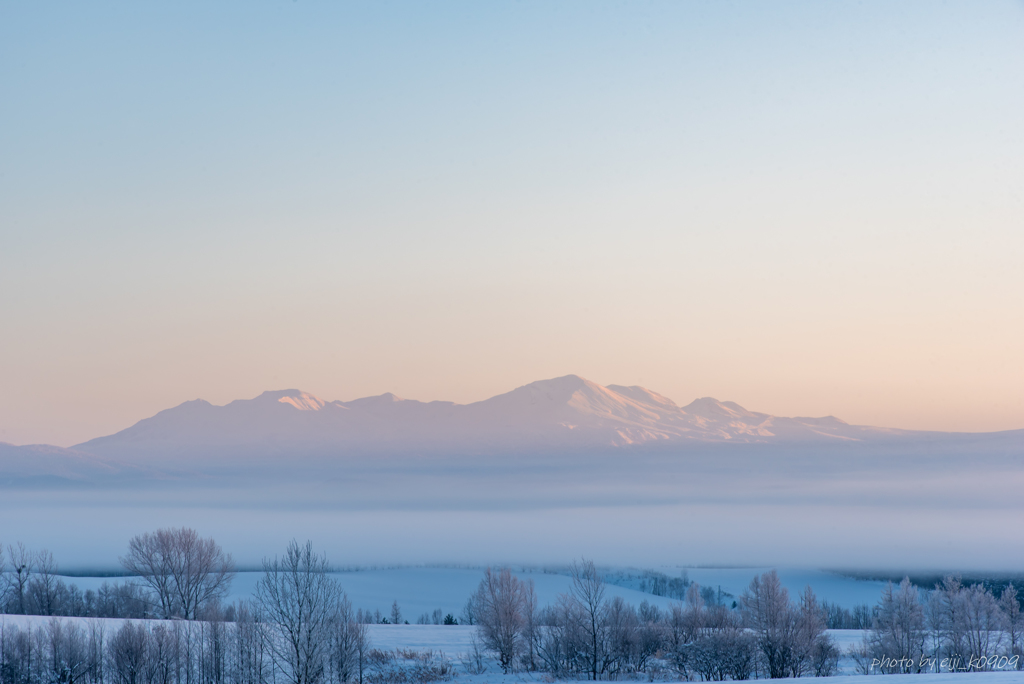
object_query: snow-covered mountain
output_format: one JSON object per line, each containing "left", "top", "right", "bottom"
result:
{"left": 70, "top": 374, "right": 915, "bottom": 463}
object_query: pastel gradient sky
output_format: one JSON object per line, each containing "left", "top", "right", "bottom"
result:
{"left": 2, "top": 1, "right": 1023, "bottom": 447}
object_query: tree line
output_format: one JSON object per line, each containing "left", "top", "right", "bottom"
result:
{"left": 852, "top": 575, "right": 1022, "bottom": 674}
{"left": 0, "top": 543, "right": 148, "bottom": 620}
{"left": 1, "top": 539, "right": 371, "bottom": 684}
{"left": 0, "top": 530, "right": 234, "bottom": 621}
{"left": 467, "top": 562, "right": 840, "bottom": 680}
{"left": 468, "top": 563, "right": 1024, "bottom": 679}
{"left": 0, "top": 536, "right": 446, "bottom": 627}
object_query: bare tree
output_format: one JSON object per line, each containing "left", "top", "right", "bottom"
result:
{"left": 121, "top": 532, "right": 174, "bottom": 617}
{"left": 326, "top": 595, "right": 359, "bottom": 684}
{"left": 521, "top": 578, "right": 539, "bottom": 671}
{"left": 44, "top": 618, "right": 89, "bottom": 684}
{"left": 255, "top": 540, "right": 344, "bottom": 684}
{"left": 569, "top": 559, "right": 607, "bottom": 681}
{"left": 120, "top": 527, "right": 234, "bottom": 619}
{"left": 538, "top": 593, "right": 588, "bottom": 677}
{"left": 32, "top": 549, "right": 61, "bottom": 616}
{"left": 460, "top": 594, "right": 477, "bottom": 626}
{"left": 634, "top": 601, "right": 665, "bottom": 674}
{"left": 234, "top": 601, "right": 271, "bottom": 684}
{"left": 325, "top": 594, "right": 371, "bottom": 684}
{"left": 108, "top": 621, "right": 150, "bottom": 684}
{"left": 8, "top": 542, "right": 33, "bottom": 614}
{"left": 740, "top": 569, "right": 797, "bottom": 679}
{"left": 389, "top": 601, "right": 402, "bottom": 626}
{"left": 604, "top": 596, "right": 638, "bottom": 676}
{"left": 350, "top": 620, "right": 369, "bottom": 684}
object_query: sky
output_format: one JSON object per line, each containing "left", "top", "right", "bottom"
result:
{"left": 2, "top": 1, "right": 1023, "bottom": 447}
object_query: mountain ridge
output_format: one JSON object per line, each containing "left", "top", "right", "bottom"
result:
{"left": 4, "top": 375, "right": 1024, "bottom": 484}
{"left": 70, "top": 374, "right": 919, "bottom": 460}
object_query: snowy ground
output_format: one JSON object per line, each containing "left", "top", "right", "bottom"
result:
{"left": 53, "top": 565, "right": 889, "bottom": 619}
{"left": 4, "top": 615, "right": 1024, "bottom": 682}
{"left": 607, "top": 567, "right": 889, "bottom": 609}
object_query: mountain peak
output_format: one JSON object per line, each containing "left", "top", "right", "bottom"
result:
{"left": 683, "top": 397, "right": 760, "bottom": 420}
{"left": 485, "top": 375, "right": 598, "bottom": 406}
{"left": 522, "top": 374, "right": 591, "bottom": 393}
{"left": 346, "top": 392, "right": 406, "bottom": 406}
{"left": 255, "top": 390, "right": 326, "bottom": 411}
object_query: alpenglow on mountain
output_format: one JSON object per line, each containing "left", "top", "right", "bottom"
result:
{"left": 71, "top": 375, "right": 906, "bottom": 462}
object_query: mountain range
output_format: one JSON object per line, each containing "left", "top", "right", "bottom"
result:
{"left": 75, "top": 374, "right": 903, "bottom": 456}
{"left": 2, "top": 374, "right": 1021, "bottom": 484}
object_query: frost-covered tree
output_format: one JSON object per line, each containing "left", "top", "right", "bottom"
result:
{"left": 473, "top": 567, "right": 531, "bottom": 673}
{"left": 960, "top": 583, "right": 1003, "bottom": 668}
{"left": 569, "top": 559, "right": 607, "bottom": 681}
{"left": 791, "top": 585, "right": 833, "bottom": 678}
{"left": 1000, "top": 584, "right": 1023, "bottom": 668}
{"left": 858, "top": 577, "right": 925, "bottom": 674}
{"left": 927, "top": 576, "right": 1005, "bottom": 670}
{"left": 327, "top": 594, "right": 369, "bottom": 684}
{"left": 521, "top": 578, "right": 539, "bottom": 670}
{"left": 740, "top": 570, "right": 797, "bottom": 679}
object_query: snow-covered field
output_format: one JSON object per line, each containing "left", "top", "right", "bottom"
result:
{"left": 54, "top": 565, "right": 889, "bottom": 619}
{"left": 610, "top": 567, "right": 889, "bottom": 609}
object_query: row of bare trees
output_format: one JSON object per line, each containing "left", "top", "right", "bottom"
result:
{"left": 0, "top": 540, "right": 370, "bottom": 684}
{"left": 537, "top": 561, "right": 672, "bottom": 680}
{"left": 0, "top": 529, "right": 232, "bottom": 621}
{"left": 0, "top": 615, "right": 267, "bottom": 684}
{"left": 468, "top": 562, "right": 837, "bottom": 680}
{"left": 854, "top": 575, "right": 1023, "bottom": 673}
{"left": 0, "top": 544, "right": 148, "bottom": 619}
